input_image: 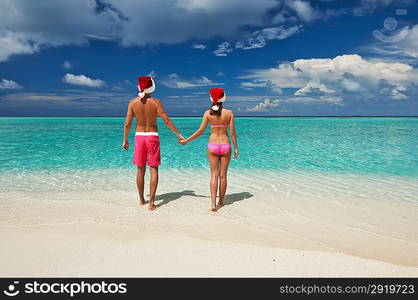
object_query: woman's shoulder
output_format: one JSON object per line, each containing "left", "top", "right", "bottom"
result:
{"left": 223, "top": 108, "right": 233, "bottom": 115}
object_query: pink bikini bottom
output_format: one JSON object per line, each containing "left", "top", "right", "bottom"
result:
{"left": 208, "top": 143, "right": 231, "bottom": 155}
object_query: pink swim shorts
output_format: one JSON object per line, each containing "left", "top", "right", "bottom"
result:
{"left": 208, "top": 143, "right": 231, "bottom": 155}
{"left": 133, "top": 132, "right": 161, "bottom": 167}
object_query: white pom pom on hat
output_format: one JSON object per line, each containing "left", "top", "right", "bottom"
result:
{"left": 138, "top": 76, "right": 155, "bottom": 98}
{"left": 209, "top": 88, "right": 226, "bottom": 111}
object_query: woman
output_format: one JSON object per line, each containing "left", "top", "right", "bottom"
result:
{"left": 180, "top": 88, "right": 238, "bottom": 212}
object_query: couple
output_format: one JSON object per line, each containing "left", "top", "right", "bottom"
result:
{"left": 123, "top": 76, "right": 238, "bottom": 212}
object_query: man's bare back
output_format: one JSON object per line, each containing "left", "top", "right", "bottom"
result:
{"left": 127, "top": 96, "right": 160, "bottom": 132}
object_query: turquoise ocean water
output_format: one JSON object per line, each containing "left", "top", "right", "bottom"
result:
{"left": 0, "top": 117, "right": 417, "bottom": 177}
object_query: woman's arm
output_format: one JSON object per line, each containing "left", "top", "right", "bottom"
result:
{"left": 229, "top": 111, "right": 239, "bottom": 158}
{"left": 182, "top": 111, "right": 209, "bottom": 144}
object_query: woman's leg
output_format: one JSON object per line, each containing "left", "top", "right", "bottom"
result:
{"left": 218, "top": 150, "right": 231, "bottom": 206}
{"left": 208, "top": 150, "right": 220, "bottom": 212}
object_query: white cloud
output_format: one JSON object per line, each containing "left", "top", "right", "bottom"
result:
{"left": 286, "top": 0, "right": 320, "bottom": 22}
{"left": 192, "top": 43, "right": 207, "bottom": 50}
{"left": 362, "top": 23, "right": 418, "bottom": 62}
{"left": 0, "top": 79, "right": 23, "bottom": 89}
{"left": 390, "top": 25, "right": 418, "bottom": 58}
{"left": 282, "top": 95, "right": 343, "bottom": 103}
{"left": 1, "top": 0, "right": 327, "bottom": 61}
{"left": 246, "top": 98, "right": 281, "bottom": 112}
{"left": 235, "top": 25, "right": 302, "bottom": 50}
{"left": 294, "top": 81, "right": 336, "bottom": 95}
{"left": 353, "top": 0, "right": 401, "bottom": 16}
{"left": 0, "top": 31, "right": 39, "bottom": 62}
{"left": 63, "top": 73, "right": 106, "bottom": 88}
{"left": 245, "top": 96, "right": 343, "bottom": 116}
{"left": 245, "top": 94, "right": 342, "bottom": 113}
{"left": 241, "top": 54, "right": 418, "bottom": 102}
{"left": 2, "top": 90, "right": 132, "bottom": 102}
{"left": 216, "top": 71, "right": 225, "bottom": 77}
{"left": 92, "top": 0, "right": 279, "bottom": 45}
{"left": 161, "top": 73, "right": 223, "bottom": 89}
{"left": 213, "top": 42, "right": 233, "bottom": 56}
{"left": 267, "top": 81, "right": 283, "bottom": 94}
{"left": 372, "top": 25, "right": 410, "bottom": 43}
{"left": 0, "top": 1, "right": 118, "bottom": 62}
{"left": 62, "top": 61, "right": 72, "bottom": 69}
{"left": 216, "top": 25, "right": 302, "bottom": 56}
{"left": 240, "top": 81, "right": 268, "bottom": 88}
{"left": 2, "top": 93, "right": 76, "bottom": 101}
{"left": 241, "top": 80, "right": 283, "bottom": 94}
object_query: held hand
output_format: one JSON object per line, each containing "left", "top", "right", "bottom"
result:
{"left": 122, "top": 141, "right": 129, "bottom": 151}
{"left": 178, "top": 134, "right": 185, "bottom": 143}
{"left": 234, "top": 148, "right": 239, "bottom": 159}
{"left": 179, "top": 139, "right": 188, "bottom": 145}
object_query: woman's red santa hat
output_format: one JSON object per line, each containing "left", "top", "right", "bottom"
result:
{"left": 138, "top": 76, "right": 155, "bottom": 98}
{"left": 209, "top": 88, "right": 226, "bottom": 111}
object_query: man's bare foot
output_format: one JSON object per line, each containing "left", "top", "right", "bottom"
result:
{"left": 139, "top": 200, "right": 146, "bottom": 206}
{"left": 218, "top": 200, "right": 223, "bottom": 207}
{"left": 211, "top": 207, "right": 217, "bottom": 212}
{"left": 148, "top": 204, "right": 157, "bottom": 211}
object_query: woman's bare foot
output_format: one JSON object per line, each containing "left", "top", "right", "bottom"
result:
{"left": 210, "top": 207, "right": 217, "bottom": 212}
{"left": 218, "top": 200, "right": 223, "bottom": 207}
{"left": 139, "top": 200, "right": 146, "bottom": 206}
{"left": 148, "top": 204, "right": 157, "bottom": 211}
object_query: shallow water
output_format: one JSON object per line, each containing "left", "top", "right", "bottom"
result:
{"left": 1, "top": 117, "right": 418, "bottom": 177}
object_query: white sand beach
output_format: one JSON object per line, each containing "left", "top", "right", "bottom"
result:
{"left": 1, "top": 169, "right": 418, "bottom": 277}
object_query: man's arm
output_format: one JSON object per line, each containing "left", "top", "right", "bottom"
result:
{"left": 156, "top": 100, "right": 183, "bottom": 139}
{"left": 122, "top": 101, "right": 134, "bottom": 150}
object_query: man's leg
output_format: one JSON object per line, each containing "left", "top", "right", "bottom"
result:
{"left": 149, "top": 166, "right": 159, "bottom": 210}
{"left": 136, "top": 166, "right": 146, "bottom": 205}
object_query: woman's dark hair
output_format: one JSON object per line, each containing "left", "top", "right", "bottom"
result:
{"left": 210, "top": 102, "right": 223, "bottom": 116}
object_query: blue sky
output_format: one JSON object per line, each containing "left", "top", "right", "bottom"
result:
{"left": 0, "top": 0, "right": 418, "bottom": 116}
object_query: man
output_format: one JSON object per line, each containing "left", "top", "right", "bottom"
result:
{"left": 123, "top": 76, "right": 184, "bottom": 210}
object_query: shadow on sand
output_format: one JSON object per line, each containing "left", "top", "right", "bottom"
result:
{"left": 148, "top": 190, "right": 254, "bottom": 209}
{"left": 219, "top": 192, "right": 254, "bottom": 209}
{"left": 153, "top": 190, "right": 209, "bottom": 207}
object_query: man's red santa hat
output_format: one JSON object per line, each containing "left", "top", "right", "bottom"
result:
{"left": 138, "top": 76, "right": 155, "bottom": 98}
{"left": 209, "top": 88, "right": 226, "bottom": 111}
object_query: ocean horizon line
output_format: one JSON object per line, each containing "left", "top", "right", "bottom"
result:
{"left": 1, "top": 115, "right": 418, "bottom": 118}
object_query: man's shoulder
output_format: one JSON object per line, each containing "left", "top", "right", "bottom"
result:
{"left": 129, "top": 97, "right": 161, "bottom": 104}
{"left": 148, "top": 97, "right": 161, "bottom": 105}
{"left": 129, "top": 97, "right": 139, "bottom": 104}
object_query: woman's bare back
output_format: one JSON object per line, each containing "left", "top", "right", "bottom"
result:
{"left": 207, "top": 109, "right": 232, "bottom": 144}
